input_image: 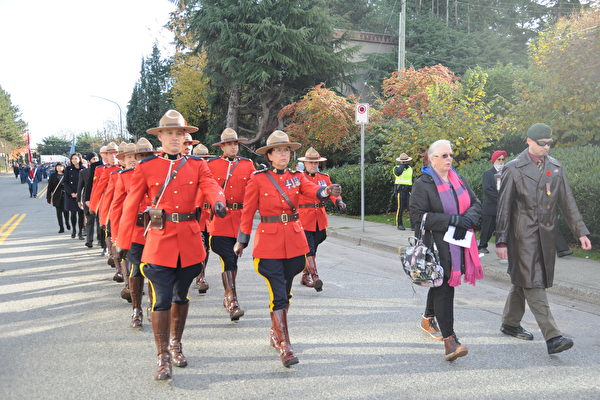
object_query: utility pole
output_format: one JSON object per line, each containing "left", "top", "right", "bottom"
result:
{"left": 90, "top": 95, "right": 125, "bottom": 140}
{"left": 398, "top": 0, "right": 406, "bottom": 71}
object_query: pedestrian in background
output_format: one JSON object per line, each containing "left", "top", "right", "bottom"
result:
{"left": 234, "top": 130, "right": 342, "bottom": 368}
{"left": 19, "top": 163, "right": 29, "bottom": 184}
{"left": 13, "top": 163, "right": 19, "bottom": 179}
{"left": 478, "top": 150, "right": 506, "bottom": 254}
{"left": 64, "top": 153, "right": 85, "bottom": 239}
{"left": 46, "top": 163, "right": 70, "bottom": 233}
{"left": 409, "top": 139, "right": 483, "bottom": 361}
{"left": 496, "top": 123, "right": 592, "bottom": 355}
{"left": 26, "top": 162, "right": 42, "bottom": 198}
{"left": 77, "top": 152, "right": 99, "bottom": 248}
{"left": 393, "top": 153, "right": 413, "bottom": 230}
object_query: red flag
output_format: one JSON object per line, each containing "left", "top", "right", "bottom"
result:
{"left": 26, "top": 132, "right": 33, "bottom": 163}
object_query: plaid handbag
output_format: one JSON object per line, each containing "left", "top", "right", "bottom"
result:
{"left": 400, "top": 213, "right": 444, "bottom": 287}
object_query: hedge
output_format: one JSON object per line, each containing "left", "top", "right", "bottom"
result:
{"left": 325, "top": 146, "right": 599, "bottom": 243}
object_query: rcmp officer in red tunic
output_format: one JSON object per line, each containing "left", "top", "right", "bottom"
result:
{"left": 233, "top": 130, "right": 341, "bottom": 368}
{"left": 207, "top": 128, "right": 256, "bottom": 320}
{"left": 297, "top": 147, "right": 346, "bottom": 291}
{"left": 191, "top": 144, "right": 217, "bottom": 294}
{"left": 118, "top": 110, "right": 227, "bottom": 380}
{"left": 113, "top": 138, "right": 159, "bottom": 328}
{"left": 182, "top": 133, "right": 199, "bottom": 156}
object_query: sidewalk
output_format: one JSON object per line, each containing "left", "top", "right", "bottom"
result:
{"left": 327, "top": 215, "right": 600, "bottom": 306}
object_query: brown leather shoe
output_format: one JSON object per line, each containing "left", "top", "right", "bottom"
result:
{"left": 222, "top": 271, "right": 244, "bottom": 321}
{"left": 151, "top": 310, "right": 172, "bottom": 380}
{"left": 196, "top": 266, "right": 209, "bottom": 294}
{"left": 131, "top": 308, "right": 143, "bottom": 329}
{"left": 271, "top": 308, "right": 299, "bottom": 367}
{"left": 420, "top": 315, "right": 443, "bottom": 341}
{"left": 443, "top": 335, "right": 468, "bottom": 361}
{"left": 306, "top": 256, "right": 322, "bottom": 292}
{"left": 169, "top": 302, "right": 190, "bottom": 368}
{"left": 300, "top": 269, "right": 314, "bottom": 287}
{"left": 120, "top": 286, "right": 132, "bottom": 303}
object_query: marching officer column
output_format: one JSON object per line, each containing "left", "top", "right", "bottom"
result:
{"left": 192, "top": 144, "right": 217, "bottom": 294}
{"left": 113, "top": 138, "right": 159, "bottom": 328}
{"left": 207, "top": 128, "right": 255, "bottom": 321}
{"left": 118, "top": 110, "right": 226, "bottom": 381}
{"left": 234, "top": 130, "right": 341, "bottom": 368}
{"left": 297, "top": 147, "right": 346, "bottom": 291}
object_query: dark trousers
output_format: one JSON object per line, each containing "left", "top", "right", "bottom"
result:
{"left": 141, "top": 261, "right": 202, "bottom": 311}
{"left": 479, "top": 214, "right": 496, "bottom": 249}
{"left": 202, "top": 230, "right": 210, "bottom": 264}
{"left": 395, "top": 187, "right": 410, "bottom": 227}
{"left": 254, "top": 256, "right": 306, "bottom": 311}
{"left": 70, "top": 210, "right": 84, "bottom": 234}
{"left": 97, "top": 219, "right": 106, "bottom": 249}
{"left": 424, "top": 278, "right": 455, "bottom": 338}
{"left": 210, "top": 236, "right": 238, "bottom": 272}
{"left": 304, "top": 228, "right": 327, "bottom": 256}
{"left": 83, "top": 204, "right": 95, "bottom": 244}
{"left": 55, "top": 207, "right": 69, "bottom": 230}
{"left": 127, "top": 242, "right": 145, "bottom": 277}
{"left": 28, "top": 181, "right": 38, "bottom": 197}
{"left": 554, "top": 227, "right": 569, "bottom": 253}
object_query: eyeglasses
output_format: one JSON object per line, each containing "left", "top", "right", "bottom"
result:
{"left": 433, "top": 153, "right": 454, "bottom": 159}
{"left": 535, "top": 139, "right": 554, "bottom": 147}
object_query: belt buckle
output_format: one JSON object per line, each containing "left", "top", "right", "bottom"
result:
{"left": 281, "top": 213, "right": 289, "bottom": 223}
{"left": 172, "top": 212, "right": 179, "bottom": 223}
{"left": 203, "top": 202, "right": 209, "bottom": 209}
{"left": 232, "top": 203, "right": 239, "bottom": 210}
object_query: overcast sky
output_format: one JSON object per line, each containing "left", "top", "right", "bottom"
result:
{"left": 0, "top": 0, "right": 176, "bottom": 146}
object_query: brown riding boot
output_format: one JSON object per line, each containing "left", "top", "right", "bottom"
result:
{"left": 300, "top": 259, "right": 314, "bottom": 288}
{"left": 107, "top": 242, "right": 116, "bottom": 268}
{"left": 196, "top": 263, "right": 209, "bottom": 294}
{"left": 420, "top": 314, "right": 443, "bottom": 341}
{"left": 169, "top": 302, "right": 190, "bottom": 368}
{"left": 222, "top": 271, "right": 244, "bottom": 321}
{"left": 129, "top": 276, "right": 144, "bottom": 329}
{"left": 151, "top": 310, "right": 172, "bottom": 380}
{"left": 443, "top": 334, "right": 468, "bottom": 361}
{"left": 306, "top": 256, "right": 322, "bottom": 292}
{"left": 120, "top": 260, "right": 131, "bottom": 302}
{"left": 271, "top": 308, "right": 299, "bottom": 367}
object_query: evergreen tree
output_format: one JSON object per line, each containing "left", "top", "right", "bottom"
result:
{"left": 0, "top": 85, "right": 26, "bottom": 146}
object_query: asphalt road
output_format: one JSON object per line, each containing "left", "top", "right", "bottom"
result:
{"left": 1, "top": 172, "right": 599, "bottom": 400}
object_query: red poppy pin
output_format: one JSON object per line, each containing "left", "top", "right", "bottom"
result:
{"left": 545, "top": 170, "right": 552, "bottom": 176}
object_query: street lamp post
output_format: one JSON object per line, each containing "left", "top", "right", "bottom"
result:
{"left": 91, "top": 95, "right": 125, "bottom": 139}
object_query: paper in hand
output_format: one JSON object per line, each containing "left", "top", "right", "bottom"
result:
{"left": 444, "top": 225, "right": 473, "bottom": 248}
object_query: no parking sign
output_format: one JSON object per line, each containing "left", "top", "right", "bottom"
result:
{"left": 355, "top": 103, "right": 369, "bottom": 125}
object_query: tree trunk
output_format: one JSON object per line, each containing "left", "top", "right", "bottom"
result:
{"left": 226, "top": 84, "right": 240, "bottom": 130}
{"left": 245, "top": 89, "right": 282, "bottom": 146}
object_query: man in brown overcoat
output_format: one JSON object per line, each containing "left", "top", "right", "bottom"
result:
{"left": 496, "top": 123, "right": 592, "bottom": 355}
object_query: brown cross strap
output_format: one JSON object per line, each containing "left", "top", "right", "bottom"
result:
{"left": 264, "top": 171, "right": 297, "bottom": 213}
{"left": 260, "top": 213, "right": 299, "bottom": 223}
{"left": 152, "top": 156, "right": 188, "bottom": 207}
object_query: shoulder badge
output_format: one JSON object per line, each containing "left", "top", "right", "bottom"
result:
{"left": 138, "top": 155, "right": 158, "bottom": 164}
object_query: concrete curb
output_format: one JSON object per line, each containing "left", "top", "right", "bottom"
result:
{"left": 328, "top": 228, "right": 600, "bottom": 307}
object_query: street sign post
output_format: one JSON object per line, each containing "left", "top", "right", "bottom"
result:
{"left": 355, "top": 103, "right": 369, "bottom": 232}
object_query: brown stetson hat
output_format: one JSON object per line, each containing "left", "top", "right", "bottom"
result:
{"left": 212, "top": 127, "right": 248, "bottom": 146}
{"left": 146, "top": 109, "right": 198, "bottom": 135}
{"left": 298, "top": 147, "right": 327, "bottom": 162}
{"left": 116, "top": 141, "right": 129, "bottom": 165}
{"left": 105, "top": 141, "right": 119, "bottom": 153}
{"left": 396, "top": 153, "right": 413, "bottom": 162}
{"left": 184, "top": 133, "right": 200, "bottom": 145}
{"left": 256, "top": 130, "right": 301, "bottom": 155}
{"left": 134, "top": 137, "right": 160, "bottom": 156}
{"left": 192, "top": 143, "right": 216, "bottom": 159}
{"left": 116, "top": 142, "right": 136, "bottom": 158}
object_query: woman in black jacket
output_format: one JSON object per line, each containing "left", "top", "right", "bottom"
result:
{"left": 409, "top": 139, "right": 482, "bottom": 361}
{"left": 64, "top": 153, "right": 85, "bottom": 239}
{"left": 46, "top": 163, "right": 70, "bottom": 233}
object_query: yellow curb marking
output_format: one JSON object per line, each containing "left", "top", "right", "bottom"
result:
{"left": 0, "top": 213, "right": 26, "bottom": 244}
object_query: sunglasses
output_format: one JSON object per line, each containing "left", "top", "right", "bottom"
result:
{"left": 535, "top": 139, "right": 554, "bottom": 147}
{"left": 433, "top": 153, "right": 454, "bottom": 159}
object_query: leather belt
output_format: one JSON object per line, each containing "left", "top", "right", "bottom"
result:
{"left": 165, "top": 212, "right": 197, "bottom": 223}
{"left": 227, "top": 202, "right": 244, "bottom": 210}
{"left": 260, "top": 213, "right": 300, "bottom": 223}
{"left": 298, "top": 203, "right": 324, "bottom": 208}
{"left": 136, "top": 212, "right": 145, "bottom": 227}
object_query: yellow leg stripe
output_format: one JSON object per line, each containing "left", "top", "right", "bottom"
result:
{"left": 254, "top": 258, "right": 276, "bottom": 312}
{"left": 395, "top": 193, "right": 401, "bottom": 225}
{"left": 139, "top": 263, "right": 157, "bottom": 312}
{"left": 129, "top": 264, "right": 135, "bottom": 279}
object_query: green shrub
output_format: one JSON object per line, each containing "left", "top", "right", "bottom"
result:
{"left": 324, "top": 163, "right": 395, "bottom": 215}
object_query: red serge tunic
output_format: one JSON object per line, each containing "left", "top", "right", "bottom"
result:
{"left": 207, "top": 156, "right": 255, "bottom": 238}
{"left": 111, "top": 169, "right": 151, "bottom": 246}
{"left": 99, "top": 169, "right": 121, "bottom": 227}
{"left": 89, "top": 164, "right": 120, "bottom": 214}
{"left": 118, "top": 155, "right": 225, "bottom": 268}
{"left": 298, "top": 171, "right": 342, "bottom": 232}
{"left": 237, "top": 168, "right": 326, "bottom": 259}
